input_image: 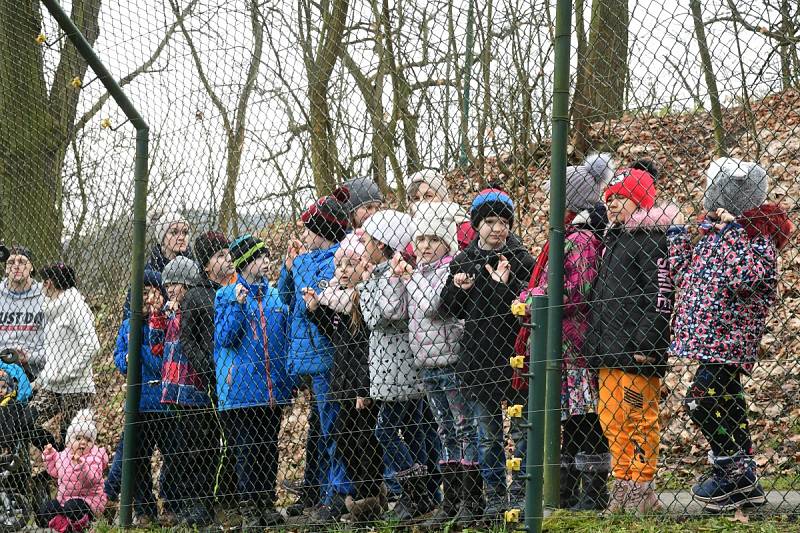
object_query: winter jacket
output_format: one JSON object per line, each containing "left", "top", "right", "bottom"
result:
{"left": 277, "top": 245, "right": 340, "bottom": 375}
{"left": 155, "top": 309, "right": 210, "bottom": 407}
{"left": 0, "top": 280, "right": 46, "bottom": 377}
{"left": 43, "top": 444, "right": 109, "bottom": 515}
{"left": 669, "top": 205, "right": 790, "bottom": 373}
{"left": 513, "top": 206, "right": 606, "bottom": 397}
{"left": 214, "top": 275, "right": 295, "bottom": 410}
{"left": 114, "top": 319, "right": 166, "bottom": 412}
{"left": 407, "top": 256, "right": 464, "bottom": 368}
{"left": 308, "top": 291, "right": 370, "bottom": 402}
{"left": 120, "top": 246, "right": 193, "bottom": 320}
{"left": 583, "top": 204, "right": 678, "bottom": 377}
{"left": 439, "top": 233, "right": 535, "bottom": 402}
{"left": 359, "top": 262, "right": 424, "bottom": 402}
{"left": 181, "top": 274, "right": 223, "bottom": 400}
{"left": 38, "top": 288, "right": 100, "bottom": 395}
{"left": 0, "top": 361, "right": 32, "bottom": 403}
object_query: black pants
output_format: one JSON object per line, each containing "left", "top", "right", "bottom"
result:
{"left": 220, "top": 405, "right": 283, "bottom": 504}
{"left": 167, "top": 407, "right": 220, "bottom": 512}
{"left": 687, "top": 363, "right": 752, "bottom": 457}
{"left": 335, "top": 400, "right": 383, "bottom": 500}
{"left": 133, "top": 411, "right": 181, "bottom": 518}
{"left": 36, "top": 498, "right": 92, "bottom": 527}
{"left": 562, "top": 413, "right": 608, "bottom": 458}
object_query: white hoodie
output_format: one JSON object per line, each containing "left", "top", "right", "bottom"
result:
{"left": 39, "top": 288, "right": 100, "bottom": 395}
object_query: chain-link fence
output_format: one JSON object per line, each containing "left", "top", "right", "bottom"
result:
{"left": 0, "top": 0, "right": 798, "bottom": 531}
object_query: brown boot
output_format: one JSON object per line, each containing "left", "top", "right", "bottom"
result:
{"left": 606, "top": 479, "right": 631, "bottom": 514}
{"left": 627, "top": 480, "right": 663, "bottom": 515}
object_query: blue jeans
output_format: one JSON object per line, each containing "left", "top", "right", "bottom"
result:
{"left": 467, "top": 397, "right": 507, "bottom": 487}
{"left": 308, "top": 372, "right": 352, "bottom": 504}
{"left": 375, "top": 398, "right": 441, "bottom": 499}
{"left": 421, "top": 367, "right": 478, "bottom": 465}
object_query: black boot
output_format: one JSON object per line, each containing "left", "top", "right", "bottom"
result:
{"left": 286, "top": 486, "right": 317, "bottom": 517}
{"left": 384, "top": 464, "right": 430, "bottom": 522}
{"left": 456, "top": 465, "right": 484, "bottom": 526}
{"left": 482, "top": 482, "right": 508, "bottom": 523}
{"left": 570, "top": 453, "right": 610, "bottom": 511}
{"left": 559, "top": 455, "right": 580, "bottom": 509}
{"left": 421, "top": 463, "right": 462, "bottom": 527}
{"left": 239, "top": 500, "right": 262, "bottom": 530}
{"left": 257, "top": 498, "right": 285, "bottom": 527}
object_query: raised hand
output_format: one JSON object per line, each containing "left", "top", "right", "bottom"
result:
{"left": 390, "top": 252, "right": 413, "bottom": 279}
{"left": 453, "top": 272, "right": 475, "bottom": 290}
{"left": 486, "top": 255, "right": 511, "bottom": 284}
{"left": 301, "top": 287, "right": 319, "bottom": 312}
{"left": 285, "top": 239, "right": 304, "bottom": 271}
{"left": 235, "top": 284, "right": 249, "bottom": 304}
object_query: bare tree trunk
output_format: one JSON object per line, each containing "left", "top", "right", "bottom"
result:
{"left": 476, "top": 0, "right": 492, "bottom": 177}
{"left": 690, "top": 0, "right": 727, "bottom": 157}
{"left": 570, "top": 0, "right": 591, "bottom": 156}
{"left": 584, "top": 0, "right": 628, "bottom": 120}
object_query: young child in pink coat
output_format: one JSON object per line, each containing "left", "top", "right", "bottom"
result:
{"left": 39, "top": 409, "right": 108, "bottom": 532}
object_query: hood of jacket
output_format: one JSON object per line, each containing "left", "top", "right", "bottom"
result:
{"left": 622, "top": 203, "right": 681, "bottom": 232}
{"left": 571, "top": 203, "right": 608, "bottom": 235}
{"left": 0, "top": 280, "right": 43, "bottom": 301}
{"left": 737, "top": 203, "right": 793, "bottom": 250}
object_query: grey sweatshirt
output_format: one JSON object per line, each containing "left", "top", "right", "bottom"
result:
{"left": 0, "top": 280, "right": 46, "bottom": 377}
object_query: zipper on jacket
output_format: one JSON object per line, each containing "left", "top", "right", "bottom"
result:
{"left": 249, "top": 293, "right": 275, "bottom": 407}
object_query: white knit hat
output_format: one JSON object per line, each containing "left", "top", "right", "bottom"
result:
{"left": 152, "top": 211, "right": 190, "bottom": 246}
{"left": 412, "top": 201, "right": 465, "bottom": 255}
{"left": 704, "top": 158, "right": 769, "bottom": 215}
{"left": 405, "top": 169, "right": 450, "bottom": 202}
{"left": 362, "top": 210, "right": 415, "bottom": 253}
{"left": 66, "top": 409, "right": 98, "bottom": 444}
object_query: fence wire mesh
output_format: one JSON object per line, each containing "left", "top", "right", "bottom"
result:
{"left": 0, "top": 0, "right": 798, "bottom": 531}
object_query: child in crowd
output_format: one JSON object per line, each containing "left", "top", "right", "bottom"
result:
{"left": 584, "top": 161, "right": 677, "bottom": 514}
{"left": 39, "top": 409, "right": 108, "bottom": 533}
{"left": 405, "top": 169, "right": 475, "bottom": 250}
{"left": 669, "top": 158, "right": 793, "bottom": 512}
{"left": 33, "top": 263, "right": 100, "bottom": 446}
{"left": 108, "top": 270, "right": 177, "bottom": 526}
{"left": 514, "top": 154, "right": 613, "bottom": 511}
{"left": 278, "top": 193, "right": 353, "bottom": 521}
{"left": 215, "top": 235, "right": 295, "bottom": 528}
{"left": 303, "top": 231, "right": 386, "bottom": 523}
{"left": 406, "top": 202, "right": 481, "bottom": 525}
{"left": 439, "top": 188, "right": 535, "bottom": 521}
{"left": 358, "top": 209, "right": 442, "bottom": 522}
{"left": 344, "top": 177, "right": 385, "bottom": 229}
{"left": 152, "top": 255, "right": 216, "bottom": 526}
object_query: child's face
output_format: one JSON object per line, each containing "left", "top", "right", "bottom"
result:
{"left": 606, "top": 194, "right": 639, "bottom": 224}
{"left": 143, "top": 286, "right": 164, "bottom": 314}
{"left": 205, "top": 248, "right": 234, "bottom": 282}
{"left": 478, "top": 216, "right": 510, "bottom": 250}
{"left": 70, "top": 435, "right": 93, "bottom": 456}
{"left": 335, "top": 256, "right": 366, "bottom": 288}
{"left": 162, "top": 222, "right": 190, "bottom": 257}
{"left": 166, "top": 283, "right": 187, "bottom": 304}
{"left": 0, "top": 371, "right": 12, "bottom": 398}
{"left": 351, "top": 202, "right": 382, "bottom": 229}
{"left": 415, "top": 235, "right": 449, "bottom": 264}
{"left": 360, "top": 232, "right": 386, "bottom": 265}
{"left": 410, "top": 182, "right": 442, "bottom": 204}
{"left": 301, "top": 227, "right": 333, "bottom": 251}
{"left": 243, "top": 255, "right": 270, "bottom": 280}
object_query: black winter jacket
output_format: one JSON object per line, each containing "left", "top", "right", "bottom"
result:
{"left": 308, "top": 298, "right": 370, "bottom": 402}
{"left": 439, "top": 234, "right": 535, "bottom": 403}
{"left": 181, "top": 273, "right": 223, "bottom": 398}
{"left": 583, "top": 205, "right": 677, "bottom": 377}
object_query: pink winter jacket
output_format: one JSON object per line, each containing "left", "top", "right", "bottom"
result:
{"left": 43, "top": 445, "right": 109, "bottom": 515}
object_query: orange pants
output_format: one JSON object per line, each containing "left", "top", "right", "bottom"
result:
{"left": 598, "top": 368, "right": 660, "bottom": 482}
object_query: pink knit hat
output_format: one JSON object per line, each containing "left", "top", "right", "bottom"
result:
{"left": 334, "top": 230, "right": 366, "bottom": 263}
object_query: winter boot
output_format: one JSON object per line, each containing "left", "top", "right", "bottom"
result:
{"left": 421, "top": 463, "right": 462, "bottom": 527}
{"left": 286, "top": 485, "right": 317, "bottom": 517}
{"left": 627, "top": 480, "right": 663, "bottom": 515}
{"left": 559, "top": 455, "right": 580, "bottom": 509}
{"left": 238, "top": 499, "right": 262, "bottom": 530}
{"left": 69, "top": 513, "right": 92, "bottom": 533}
{"left": 570, "top": 452, "right": 610, "bottom": 511}
{"left": 456, "top": 465, "right": 485, "bottom": 526}
{"left": 307, "top": 492, "right": 348, "bottom": 524}
{"left": 257, "top": 498, "right": 286, "bottom": 527}
{"left": 692, "top": 452, "right": 763, "bottom": 509}
{"left": 48, "top": 516, "right": 71, "bottom": 533}
{"left": 606, "top": 478, "right": 632, "bottom": 514}
{"left": 384, "top": 464, "right": 431, "bottom": 522}
{"left": 482, "top": 482, "right": 508, "bottom": 523}
{"left": 343, "top": 485, "right": 388, "bottom": 524}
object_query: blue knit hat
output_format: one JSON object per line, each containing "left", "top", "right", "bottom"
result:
{"left": 142, "top": 269, "right": 167, "bottom": 301}
{"left": 470, "top": 188, "right": 514, "bottom": 229}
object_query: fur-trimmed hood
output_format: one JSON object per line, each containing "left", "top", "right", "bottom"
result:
{"left": 623, "top": 203, "right": 681, "bottom": 232}
{"left": 737, "top": 203, "right": 793, "bottom": 250}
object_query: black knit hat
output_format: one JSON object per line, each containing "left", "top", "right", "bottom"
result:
{"left": 194, "top": 231, "right": 229, "bottom": 270}
{"left": 229, "top": 234, "right": 269, "bottom": 272}
{"left": 39, "top": 263, "right": 77, "bottom": 291}
{"left": 301, "top": 192, "right": 350, "bottom": 243}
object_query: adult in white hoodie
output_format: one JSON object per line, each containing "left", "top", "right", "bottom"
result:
{"left": 31, "top": 263, "right": 100, "bottom": 444}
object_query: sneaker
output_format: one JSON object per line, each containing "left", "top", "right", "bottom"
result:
{"left": 705, "top": 484, "right": 767, "bottom": 512}
{"left": 692, "top": 453, "right": 759, "bottom": 504}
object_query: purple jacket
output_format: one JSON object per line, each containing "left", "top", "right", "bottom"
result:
{"left": 669, "top": 221, "right": 778, "bottom": 373}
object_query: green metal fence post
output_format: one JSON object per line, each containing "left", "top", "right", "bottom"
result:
{"left": 39, "top": 1, "right": 149, "bottom": 527}
{"left": 544, "top": 0, "right": 573, "bottom": 509}
{"left": 525, "top": 295, "right": 549, "bottom": 533}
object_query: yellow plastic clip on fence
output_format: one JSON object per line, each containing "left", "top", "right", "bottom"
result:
{"left": 36, "top": 33, "right": 47, "bottom": 45}
{"left": 507, "top": 404, "right": 523, "bottom": 418}
{"left": 70, "top": 77, "right": 82, "bottom": 89}
{"left": 505, "top": 509, "right": 521, "bottom": 523}
{"left": 506, "top": 457, "right": 522, "bottom": 472}
{"left": 511, "top": 301, "right": 527, "bottom": 317}
{"left": 509, "top": 355, "right": 525, "bottom": 369}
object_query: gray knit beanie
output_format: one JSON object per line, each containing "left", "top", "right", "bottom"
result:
{"left": 704, "top": 158, "right": 768, "bottom": 216}
{"left": 162, "top": 256, "right": 200, "bottom": 286}
{"left": 343, "top": 177, "right": 384, "bottom": 213}
{"left": 565, "top": 153, "right": 615, "bottom": 213}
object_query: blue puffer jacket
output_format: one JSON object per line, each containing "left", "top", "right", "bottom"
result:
{"left": 277, "top": 245, "right": 340, "bottom": 375}
{"left": 114, "top": 319, "right": 165, "bottom": 413}
{"left": 0, "top": 361, "right": 32, "bottom": 403}
{"left": 214, "top": 275, "right": 295, "bottom": 410}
